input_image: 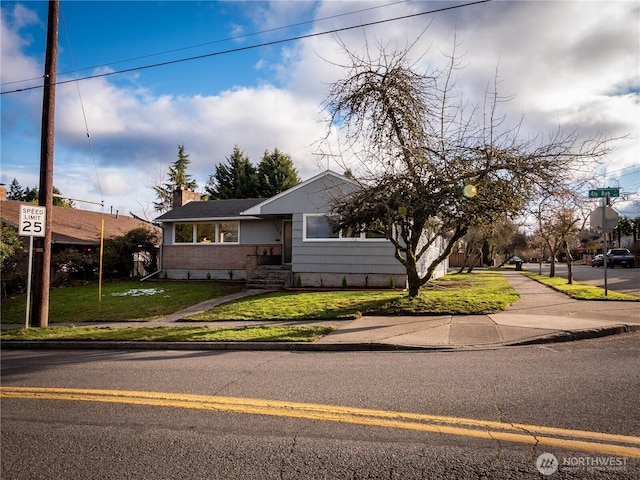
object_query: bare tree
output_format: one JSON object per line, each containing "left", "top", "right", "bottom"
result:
{"left": 322, "top": 35, "right": 610, "bottom": 297}
{"left": 533, "top": 193, "right": 591, "bottom": 282}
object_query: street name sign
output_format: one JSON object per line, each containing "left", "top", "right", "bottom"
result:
{"left": 19, "top": 205, "right": 47, "bottom": 237}
{"left": 588, "top": 188, "right": 620, "bottom": 198}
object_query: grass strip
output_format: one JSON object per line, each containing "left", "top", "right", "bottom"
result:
{"left": 521, "top": 272, "right": 639, "bottom": 301}
{"left": 0, "top": 325, "right": 336, "bottom": 342}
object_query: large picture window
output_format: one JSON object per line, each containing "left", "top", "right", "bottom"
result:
{"left": 174, "top": 222, "right": 239, "bottom": 244}
{"left": 303, "top": 214, "right": 388, "bottom": 241}
{"left": 305, "top": 215, "right": 339, "bottom": 239}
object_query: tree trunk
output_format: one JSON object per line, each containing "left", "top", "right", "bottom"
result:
{"left": 466, "top": 251, "right": 480, "bottom": 273}
{"left": 456, "top": 253, "right": 469, "bottom": 274}
{"left": 565, "top": 244, "right": 574, "bottom": 284}
{"left": 406, "top": 261, "right": 421, "bottom": 298}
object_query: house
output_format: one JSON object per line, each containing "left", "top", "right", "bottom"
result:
{"left": 0, "top": 192, "right": 158, "bottom": 252}
{"left": 155, "top": 170, "right": 448, "bottom": 288}
{"left": 1, "top": 186, "right": 161, "bottom": 291}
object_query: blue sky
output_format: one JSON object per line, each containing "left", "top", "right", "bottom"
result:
{"left": 1, "top": 0, "right": 639, "bottom": 221}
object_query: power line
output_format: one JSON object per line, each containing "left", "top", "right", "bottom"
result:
{"left": 1, "top": 0, "right": 492, "bottom": 95}
{"left": 60, "top": 4, "right": 104, "bottom": 203}
{"left": 1, "top": 0, "right": 411, "bottom": 88}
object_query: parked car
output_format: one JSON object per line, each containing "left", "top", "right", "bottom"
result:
{"left": 591, "top": 254, "right": 605, "bottom": 267}
{"left": 606, "top": 248, "right": 635, "bottom": 268}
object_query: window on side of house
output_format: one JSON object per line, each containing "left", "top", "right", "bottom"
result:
{"left": 364, "top": 220, "right": 388, "bottom": 239}
{"left": 303, "top": 214, "right": 388, "bottom": 241}
{"left": 305, "top": 214, "right": 339, "bottom": 239}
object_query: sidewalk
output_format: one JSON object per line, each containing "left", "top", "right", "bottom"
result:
{"left": 3, "top": 272, "right": 639, "bottom": 351}
{"left": 315, "top": 271, "right": 640, "bottom": 349}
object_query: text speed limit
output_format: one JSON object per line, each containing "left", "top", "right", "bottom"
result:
{"left": 19, "top": 205, "right": 47, "bottom": 237}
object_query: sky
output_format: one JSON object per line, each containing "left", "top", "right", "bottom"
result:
{"left": 1, "top": 0, "right": 639, "bottom": 221}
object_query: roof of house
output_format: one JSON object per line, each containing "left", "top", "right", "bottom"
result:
{"left": 153, "top": 171, "right": 357, "bottom": 223}
{"left": 0, "top": 200, "right": 159, "bottom": 246}
{"left": 241, "top": 170, "right": 357, "bottom": 216}
{"left": 154, "top": 198, "right": 264, "bottom": 222}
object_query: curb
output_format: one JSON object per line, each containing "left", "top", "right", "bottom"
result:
{"left": 505, "top": 324, "right": 640, "bottom": 347}
{"left": 0, "top": 340, "right": 451, "bottom": 352}
{"left": 2, "top": 325, "right": 638, "bottom": 352}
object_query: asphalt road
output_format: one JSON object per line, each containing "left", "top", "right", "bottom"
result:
{"left": 531, "top": 262, "right": 640, "bottom": 297}
{"left": 2, "top": 332, "right": 640, "bottom": 479}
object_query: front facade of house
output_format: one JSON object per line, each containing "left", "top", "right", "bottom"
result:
{"left": 155, "top": 171, "right": 448, "bottom": 288}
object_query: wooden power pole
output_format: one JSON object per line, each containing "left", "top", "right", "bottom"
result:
{"left": 31, "top": 0, "right": 59, "bottom": 328}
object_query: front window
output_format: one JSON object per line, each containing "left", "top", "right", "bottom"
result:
{"left": 364, "top": 220, "right": 387, "bottom": 239}
{"left": 174, "top": 222, "right": 240, "bottom": 244}
{"left": 303, "top": 214, "right": 388, "bottom": 241}
{"left": 218, "top": 222, "right": 238, "bottom": 243}
{"left": 197, "top": 223, "right": 215, "bottom": 243}
{"left": 175, "top": 223, "right": 194, "bottom": 243}
{"left": 305, "top": 215, "right": 339, "bottom": 239}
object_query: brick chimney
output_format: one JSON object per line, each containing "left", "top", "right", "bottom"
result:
{"left": 172, "top": 186, "right": 201, "bottom": 208}
{"left": 0, "top": 184, "right": 6, "bottom": 201}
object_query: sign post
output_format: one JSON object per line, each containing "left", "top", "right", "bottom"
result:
{"left": 588, "top": 189, "right": 620, "bottom": 296}
{"left": 18, "top": 205, "right": 47, "bottom": 328}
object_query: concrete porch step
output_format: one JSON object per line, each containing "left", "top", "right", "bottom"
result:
{"left": 246, "top": 265, "right": 292, "bottom": 290}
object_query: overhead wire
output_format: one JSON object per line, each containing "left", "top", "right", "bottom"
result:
{"left": 60, "top": 3, "right": 106, "bottom": 301}
{"left": 1, "top": 0, "right": 411, "bottom": 88}
{"left": 59, "top": 4, "right": 103, "bottom": 202}
{"left": 1, "top": 0, "right": 492, "bottom": 95}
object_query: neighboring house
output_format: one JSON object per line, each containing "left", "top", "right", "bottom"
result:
{"left": 0, "top": 187, "right": 160, "bottom": 259}
{"left": 155, "top": 170, "right": 448, "bottom": 288}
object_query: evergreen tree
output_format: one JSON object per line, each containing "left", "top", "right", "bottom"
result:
{"left": 8, "top": 179, "right": 24, "bottom": 200}
{"left": 153, "top": 144, "right": 198, "bottom": 212}
{"left": 257, "top": 148, "right": 300, "bottom": 197}
{"left": 205, "top": 146, "right": 259, "bottom": 199}
{"left": 7, "top": 178, "right": 74, "bottom": 207}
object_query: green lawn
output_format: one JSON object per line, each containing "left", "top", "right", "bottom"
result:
{"left": 1, "top": 271, "right": 519, "bottom": 342}
{"left": 186, "top": 271, "right": 520, "bottom": 321}
{"left": 2, "top": 270, "right": 636, "bottom": 343}
{"left": 0, "top": 325, "right": 335, "bottom": 342}
{"left": 2, "top": 272, "right": 518, "bottom": 326}
{"left": 521, "top": 272, "right": 639, "bottom": 301}
{"left": 1, "top": 281, "right": 244, "bottom": 324}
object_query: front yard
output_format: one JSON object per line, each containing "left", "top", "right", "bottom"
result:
{"left": 1, "top": 271, "right": 516, "bottom": 341}
{"left": 186, "top": 271, "right": 519, "bottom": 321}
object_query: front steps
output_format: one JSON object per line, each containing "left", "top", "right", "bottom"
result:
{"left": 246, "top": 265, "right": 292, "bottom": 290}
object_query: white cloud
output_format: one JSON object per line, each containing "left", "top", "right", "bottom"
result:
{"left": 0, "top": 4, "right": 42, "bottom": 90}
{"left": 2, "top": 1, "right": 638, "bottom": 220}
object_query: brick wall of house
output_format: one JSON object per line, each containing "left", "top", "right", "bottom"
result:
{"left": 161, "top": 244, "right": 282, "bottom": 271}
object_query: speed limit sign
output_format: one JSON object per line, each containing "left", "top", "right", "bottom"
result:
{"left": 19, "top": 205, "right": 47, "bottom": 237}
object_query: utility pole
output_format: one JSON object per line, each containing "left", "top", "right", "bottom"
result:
{"left": 31, "top": 0, "right": 59, "bottom": 328}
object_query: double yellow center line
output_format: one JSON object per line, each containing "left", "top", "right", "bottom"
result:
{"left": 2, "top": 386, "right": 639, "bottom": 459}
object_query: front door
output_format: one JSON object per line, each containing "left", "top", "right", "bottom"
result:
{"left": 283, "top": 220, "right": 292, "bottom": 264}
